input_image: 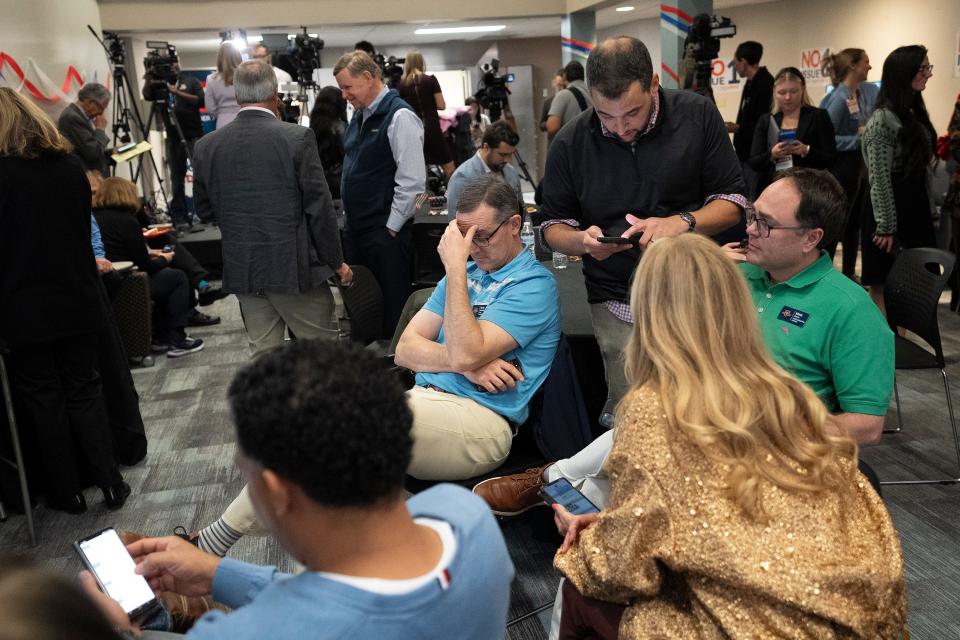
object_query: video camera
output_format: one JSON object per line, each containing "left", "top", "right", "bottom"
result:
{"left": 144, "top": 41, "right": 179, "bottom": 98}
{"left": 374, "top": 53, "right": 405, "bottom": 89}
{"left": 102, "top": 31, "right": 126, "bottom": 66}
{"left": 682, "top": 14, "right": 736, "bottom": 97}
{"left": 474, "top": 59, "right": 514, "bottom": 121}
{"left": 288, "top": 27, "right": 324, "bottom": 87}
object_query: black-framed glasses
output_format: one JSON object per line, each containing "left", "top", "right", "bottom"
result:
{"left": 918, "top": 64, "right": 934, "bottom": 75}
{"left": 470, "top": 217, "right": 511, "bottom": 247}
{"left": 746, "top": 212, "right": 807, "bottom": 238}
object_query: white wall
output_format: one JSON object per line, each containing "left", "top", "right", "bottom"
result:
{"left": 0, "top": 0, "right": 110, "bottom": 119}
{"left": 598, "top": 0, "right": 960, "bottom": 132}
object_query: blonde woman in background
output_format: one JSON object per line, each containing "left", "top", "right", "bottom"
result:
{"left": 820, "top": 48, "right": 878, "bottom": 278}
{"left": 399, "top": 50, "right": 454, "bottom": 177}
{"left": 748, "top": 67, "right": 837, "bottom": 195}
{"left": 205, "top": 42, "right": 243, "bottom": 129}
{"left": 552, "top": 233, "right": 906, "bottom": 639}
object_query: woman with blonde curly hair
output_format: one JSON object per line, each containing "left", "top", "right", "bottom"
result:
{"left": 552, "top": 232, "right": 906, "bottom": 639}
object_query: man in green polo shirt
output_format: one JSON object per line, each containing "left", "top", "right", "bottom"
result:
{"left": 740, "top": 167, "right": 893, "bottom": 443}
{"left": 474, "top": 167, "right": 893, "bottom": 520}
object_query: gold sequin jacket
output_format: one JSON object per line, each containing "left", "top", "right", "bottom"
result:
{"left": 555, "top": 386, "right": 907, "bottom": 639}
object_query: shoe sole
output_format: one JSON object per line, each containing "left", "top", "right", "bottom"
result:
{"left": 472, "top": 477, "right": 548, "bottom": 517}
{"left": 167, "top": 343, "right": 205, "bottom": 358}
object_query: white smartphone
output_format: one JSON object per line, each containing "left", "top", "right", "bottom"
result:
{"left": 74, "top": 527, "right": 160, "bottom": 620}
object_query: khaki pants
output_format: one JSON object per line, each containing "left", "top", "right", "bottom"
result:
{"left": 215, "top": 386, "right": 514, "bottom": 538}
{"left": 236, "top": 288, "right": 337, "bottom": 357}
{"left": 407, "top": 386, "right": 514, "bottom": 481}
{"left": 589, "top": 303, "right": 632, "bottom": 407}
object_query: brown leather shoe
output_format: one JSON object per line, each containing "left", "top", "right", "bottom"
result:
{"left": 472, "top": 464, "right": 553, "bottom": 516}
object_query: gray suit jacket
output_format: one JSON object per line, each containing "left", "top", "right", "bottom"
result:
{"left": 57, "top": 103, "right": 110, "bottom": 174}
{"left": 193, "top": 109, "right": 344, "bottom": 295}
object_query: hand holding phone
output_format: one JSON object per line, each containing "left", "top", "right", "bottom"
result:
{"left": 538, "top": 478, "right": 600, "bottom": 515}
{"left": 75, "top": 527, "right": 160, "bottom": 621}
{"left": 596, "top": 236, "right": 639, "bottom": 246}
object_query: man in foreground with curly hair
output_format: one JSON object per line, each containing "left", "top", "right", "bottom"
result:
{"left": 81, "top": 340, "right": 514, "bottom": 639}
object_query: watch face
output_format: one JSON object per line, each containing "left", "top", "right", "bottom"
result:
{"left": 681, "top": 213, "right": 696, "bottom": 231}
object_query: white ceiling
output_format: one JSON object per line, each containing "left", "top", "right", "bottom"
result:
{"left": 119, "top": 0, "right": 777, "bottom": 53}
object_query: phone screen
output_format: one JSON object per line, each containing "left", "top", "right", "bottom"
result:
{"left": 75, "top": 528, "right": 157, "bottom": 616}
{"left": 539, "top": 478, "right": 600, "bottom": 515}
{"left": 779, "top": 130, "right": 797, "bottom": 142}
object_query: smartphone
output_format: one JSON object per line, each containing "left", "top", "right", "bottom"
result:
{"left": 778, "top": 130, "right": 798, "bottom": 143}
{"left": 74, "top": 527, "right": 160, "bottom": 620}
{"left": 597, "top": 236, "right": 639, "bottom": 246}
{"left": 538, "top": 478, "right": 600, "bottom": 515}
{"left": 475, "top": 358, "right": 523, "bottom": 393}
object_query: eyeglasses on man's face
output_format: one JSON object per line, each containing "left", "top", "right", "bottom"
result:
{"left": 469, "top": 216, "right": 512, "bottom": 247}
{"left": 746, "top": 211, "right": 808, "bottom": 238}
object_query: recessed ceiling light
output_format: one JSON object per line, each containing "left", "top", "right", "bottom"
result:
{"left": 415, "top": 25, "right": 506, "bottom": 35}
{"left": 616, "top": 5, "right": 635, "bottom": 11}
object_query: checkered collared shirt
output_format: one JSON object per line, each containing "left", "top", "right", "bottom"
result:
{"left": 541, "top": 90, "right": 749, "bottom": 324}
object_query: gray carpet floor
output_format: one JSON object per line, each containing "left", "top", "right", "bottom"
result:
{"left": 2, "top": 284, "right": 960, "bottom": 639}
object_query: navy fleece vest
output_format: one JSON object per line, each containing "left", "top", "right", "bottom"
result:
{"left": 341, "top": 89, "right": 413, "bottom": 234}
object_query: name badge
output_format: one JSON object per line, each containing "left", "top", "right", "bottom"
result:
{"left": 472, "top": 304, "right": 487, "bottom": 319}
{"left": 778, "top": 306, "right": 809, "bottom": 327}
{"left": 846, "top": 97, "right": 859, "bottom": 115}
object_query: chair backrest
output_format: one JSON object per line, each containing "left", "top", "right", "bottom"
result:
{"left": 412, "top": 223, "right": 445, "bottom": 287}
{"left": 525, "top": 334, "right": 593, "bottom": 460}
{"left": 884, "top": 248, "right": 956, "bottom": 365}
{"left": 338, "top": 265, "right": 383, "bottom": 347}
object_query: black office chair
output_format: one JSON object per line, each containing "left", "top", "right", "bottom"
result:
{"left": 0, "top": 340, "right": 37, "bottom": 545}
{"left": 336, "top": 265, "right": 384, "bottom": 348}
{"left": 881, "top": 248, "right": 960, "bottom": 486}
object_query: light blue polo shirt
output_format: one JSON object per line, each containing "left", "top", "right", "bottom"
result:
{"left": 740, "top": 253, "right": 894, "bottom": 415}
{"left": 416, "top": 250, "right": 561, "bottom": 424}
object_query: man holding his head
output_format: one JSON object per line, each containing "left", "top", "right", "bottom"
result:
{"left": 192, "top": 59, "right": 350, "bottom": 356}
{"left": 539, "top": 36, "right": 746, "bottom": 423}
{"left": 445, "top": 120, "right": 522, "bottom": 219}
{"left": 395, "top": 175, "right": 561, "bottom": 481}
{"left": 335, "top": 50, "right": 426, "bottom": 338}
{"left": 58, "top": 82, "right": 112, "bottom": 175}
{"left": 82, "top": 340, "right": 514, "bottom": 639}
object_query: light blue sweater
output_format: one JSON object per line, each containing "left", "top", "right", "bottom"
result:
{"left": 185, "top": 484, "right": 514, "bottom": 639}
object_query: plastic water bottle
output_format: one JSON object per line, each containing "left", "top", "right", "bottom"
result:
{"left": 521, "top": 221, "right": 536, "bottom": 258}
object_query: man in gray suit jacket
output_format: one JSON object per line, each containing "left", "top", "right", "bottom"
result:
{"left": 57, "top": 83, "right": 112, "bottom": 175}
{"left": 192, "top": 60, "right": 352, "bottom": 355}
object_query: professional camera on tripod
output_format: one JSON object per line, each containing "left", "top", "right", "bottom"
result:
{"left": 682, "top": 14, "right": 736, "bottom": 99}
{"left": 288, "top": 27, "right": 324, "bottom": 88}
{"left": 474, "top": 59, "right": 514, "bottom": 122}
{"left": 143, "top": 41, "right": 180, "bottom": 100}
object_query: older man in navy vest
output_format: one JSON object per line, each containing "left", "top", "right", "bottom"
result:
{"left": 335, "top": 51, "right": 426, "bottom": 338}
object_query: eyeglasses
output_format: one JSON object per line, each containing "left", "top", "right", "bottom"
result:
{"left": 470, "top": 217, "right": 510, "bottom": 247}
{"left": 746, "top": 212, "right": 808, "bottom": 238}
{"left": 918, "top": 64, "right": 934, "bottom": 75}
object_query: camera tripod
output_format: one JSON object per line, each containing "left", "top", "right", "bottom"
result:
{"left": 87, "top": 26, "right": 171, "bottom": 218}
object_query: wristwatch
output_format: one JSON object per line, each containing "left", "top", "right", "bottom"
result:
{"left": 679, "top": 212, "right": 697, "bottom": 232}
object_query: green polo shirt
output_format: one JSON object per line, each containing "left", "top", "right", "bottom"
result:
{"left": 740, "top": 252, "right": 894, "bottom": 415}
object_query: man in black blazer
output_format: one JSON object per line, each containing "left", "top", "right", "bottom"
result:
{"left": 192, "top": 60, "right": 352, "bottom": 356}
{"left": 57, "top": 83, "right": 112, "bottom": 175}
